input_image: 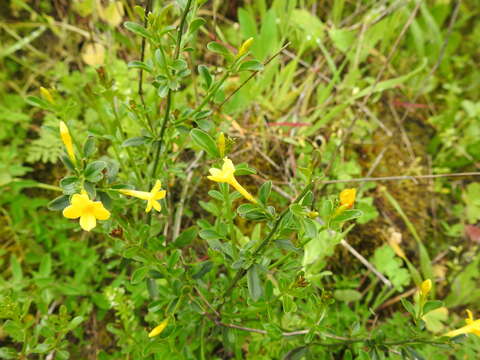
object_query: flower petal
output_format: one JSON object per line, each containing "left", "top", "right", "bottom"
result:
{"left": 207, "top": 175, "right": 223, "bottom": 183}
{"left": 466, "top": 310, "right": 474, "bottom": 324}
{"left": 208, "top": 168, "right": 221, "bottom": 177}
{"left": 151, "top": 180, "right": 162, "bottom": 194}
{"left": 71, "top": 192, "right": 89, "bottom": 206}
{"left": 222, "top": 157, "right": 235, "bottom": 174}
{"left": 120, "top": 189, "right": 151, "bottom": 200}
{"left": 93, "top": 202, "right": 111, "bottom": 220}
{"left": 63, "top": 205, "right": 82, "bottom": 219}
{"left": 145, "top": 200, "right": 153, "bottom": 213}
{"left": 152, "top": 200, "right": 161, "bottom": 212}
{"left": 79, "top": 214, "right": 96, "bottom": 231}
{"left": 153, "top": 190, "right": 166, "bottom": 200}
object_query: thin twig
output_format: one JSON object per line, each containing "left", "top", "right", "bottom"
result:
{"left": 138, "top": 0, "right": 153, "bottom": 114}
{"left": 218, "top": 43, "right": 290, "bottom": 109}
{"left": 319, "top": 172, "right": 480, "bottom": 185}
{"left": 340, "top": 239, "right": 392, "bottom": 288}
{"left": 149, "top": 0, "right": 193, "bottom": 220}
{"left": 172, "top": 151, "right": 204, "bottom": 238}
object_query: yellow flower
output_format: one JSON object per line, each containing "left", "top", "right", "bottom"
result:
{"left": 420, "top": 279, "right": 432, "bottom": 297}
{"left": 339, "top": 188, "right": 356, "bottom": 209}
{"left": 207, "top": 157, "right": 256, "bottom": 203}
{"left": 444, "top": 310, "right": 480, "bottom": 338}
{"left": 238, "top": 37, "right": 254, "bottom": 57}
{"left": 59, "top": 121, "right": 76, "bottom": 164}
{"left": 119, "top": 180, "right": 166, "bottom": 213}
{"left": 40, "top": 87, "right": 54, "bottom": 104}
{"left": 148, "top": 319, "right": 169, "bottom": 338}
{"left": 63, "top": 191, "right": 110, "bottom": 231}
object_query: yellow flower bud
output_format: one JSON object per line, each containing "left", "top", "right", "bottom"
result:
{"left": 148, "top": 319, "right": 169, "bottom": 338}
{"left": 307, "top": 211, "right": 319, "bottom": 218}
{"left": 238, "top": 37, "right": 254, "bottom": 57}
{"left": 40, "top": 87, "right": 54, "bottom": 104}
{"left": 339, "top": 188, "right": 356, "bottom": 209}
{"left": 217, "top": 132, "right": 226, "bottom": 158}
{"left": 59, "top": 121, "right": 76, "bottom": 164}
{"left": 420, "top": 279, "right": 432, "bottom": 297}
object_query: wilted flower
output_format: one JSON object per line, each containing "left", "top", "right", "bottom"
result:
{"left": 207, "top": 157, "right": 256, "bottom": 203}
{"left": 119, "top": 180, "right": 166, "bottom": 213}
{"left": 63, "top": 190, "right": 110, "bottom": 231}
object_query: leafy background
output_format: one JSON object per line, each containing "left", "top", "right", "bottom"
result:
{"left": 1, "top": 0, "right": 479, "bottom": 359}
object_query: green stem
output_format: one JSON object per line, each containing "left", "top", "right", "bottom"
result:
{"left": 218, "top": 182, "right": 314, "bottom": 311}
{"left": 29, "top": 182, "right": 63, "bottom": 192}
{"left": 189, "top": 71, "right": 229, "bottom": 119}
{"left": 111, "top": 99, "right": 143, "bottom": 183}
{"left": 147, "top": 0, "right": 193, "bottom": 223}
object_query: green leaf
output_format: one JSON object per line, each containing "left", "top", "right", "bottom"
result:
{"left": 167, "top": 250, "right": 181, "bottom": 269}
{"left": 353, "top": 58, "right": 427, "bottom": 100}
{"left": 283, "top": 346, "right": 308, "bottom": 360}
{"left": 59, "top": 176, "right": 80, "bottom": 195}
{"left": 258, "top": 181, "right": 271, "bottom": 203}
{"left": 10, "top": 255, "right": 22, "bottom": 283}
{"left": 238, "top": 60, "right": 264, "bottom": 72}
{"left": 192, "top": 261, "right": 213, "bottom": 279}
{"left": 84, "top": 160, "right": 107, "bottom": 182}
{"left": 330, "top": 209, "right": 363, "bottom": 224}
{"left": 131, "top": 267, "right": 149, "bottom": 284}
{"left": 25, "top": 95, "right": 51, "bottom": 109}
{"left": 198, "top": 65, "right": 213, "bottom": 89}
{"left": 0, "top": 347, "right": 18, "bottom": 359}
{"left": 372, "top": 245, "right": 411, "bottom": 291}
{"left": 189, "top": 18, "right": 206, "bottom": 34}
{"left": 247, "top": 264, "right": 263, "bottom": 301}
{"left": 68, "top": 316, "right": 85, "bottom": 330}
{"left": 174, "top": 226, "right": 198, "bottom": 247}
{"left": 128, "top": 60, "right": 153, "bottom": 73}
{"left": 333, "top": 289, "right": 362, "bottom": 302}
{"left": 38, "top": 254, "right": 52, "bottom": 277}
{"left": 207, "top": 41, "right": 231, "bottom": 57}
{"left": 48, "top": 195, "right": 70, "bottom": 211}
{"left": 199, "top": 229, "right": 222, "bottom": 241}
{"left": 234, "top": 163, "right": 257, "bottom": 175}
{"left": 329, "top": 28, "right": 356, "bottom": 53}
{"left": 146, "top": 278, "right": 159, "bottom": 298}
{"left": 190, "top": 129, "right": 220, "bottom": 158}
{"left": 124, "top": 21, "right": 153, "bottom": 40}
{"left": 121, "top": 136, "right": 149, "bottom": 147}
{"left": 60, "top": 154, "right": 75, "bottom": 172}
{"left": 423, "top": 300, "right": 444, "bottom": 315}
{"left": 401, "top": 298, "right": 416, "bottom": 317}
{"left": 83, "top": 136, "right": 97, "bottom": 157}
{"left": 2, "top": 320, "right": 24, "bottom": 342}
